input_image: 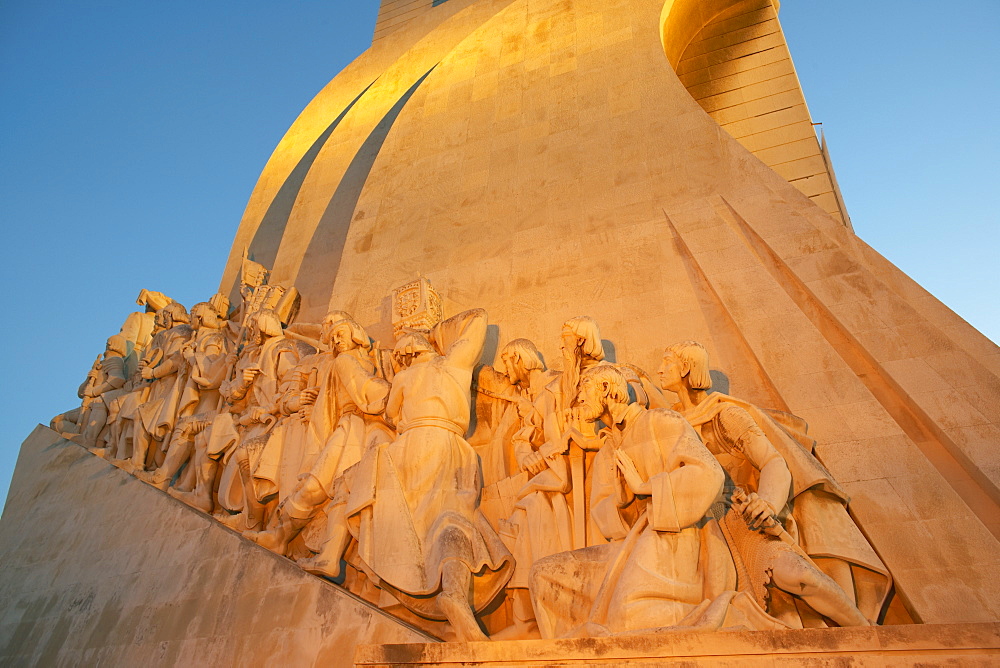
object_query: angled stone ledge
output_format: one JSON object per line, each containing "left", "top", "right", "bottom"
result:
{"left": 355, "top": 622, "right": 1000, "bottom": 666}
{"left": 0, "top": 426, "right": 433, "bottom": 667}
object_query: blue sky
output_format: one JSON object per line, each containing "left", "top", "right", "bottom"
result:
{"left": 1, "top": 1, "right": 997, "bottom": 508}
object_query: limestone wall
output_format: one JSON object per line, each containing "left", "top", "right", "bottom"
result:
{"left": 0, "top": 426, "right": 433, "bottom": 667}
{"left": 214, "top": 0, "right": 1000, "bottom": 629}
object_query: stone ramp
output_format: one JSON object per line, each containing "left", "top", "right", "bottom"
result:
{"left": 355, "top": 623, "right": 1000, "bottom": 667}
{"left": 0, "top": 425, "right": 434, "bottom": 667}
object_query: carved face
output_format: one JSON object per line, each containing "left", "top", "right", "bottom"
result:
{"left": 560, "top": 328, "right": 580, "bottom": 354}
{"left": 331, "top": 323, "right": 357, "bottom": 354}
{"left": 658, "top": 352, "right": 686, "bottom": 392}
{"left": 191, "top": 304, "right": 216, "bottom": 330}
{"left": 501, "top": 353, "right": 528, "bottom": 386}
{"left": 574, "top": 376, "right": 607, "bottom": 422}
{"left": 201, "top": 310, "right": 221, "bottom": 330}
{"left": 155, "top": 309, "right": 172, "bottom": 330}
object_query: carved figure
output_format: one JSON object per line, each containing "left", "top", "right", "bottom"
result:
{"left": 468, "top": 354, "right": 527, "bottom": 487}
{"left": 51, "top": 335, "right": 133, "bottom": 450}
{"left": 221, "top": 309, "right": 309, "bottom": 529}
{"left": 246, "top": 312, "right": 393, "bottom": 573}
{"left": 135, "top": 301, "right": 231, "bottom": 490}
{"left": 492, "top": 339, "right": 570, "bottom": 638}
{"left": 119, "top": 302, "right": 193, "bottom": 473}
{"left": 530, "top": 365, "right": 751, "bottom": 638}
{"left": 104, "top": 342, "right": 160, "bottom": 463}
{"left": 118, "top": 289, "right": 174, "bottom": 356}
{"left": 346, "top": 309, "right": 511, "bottom": 640}
{"left": 659, "top": 341, "right": 890, "bottom": 627}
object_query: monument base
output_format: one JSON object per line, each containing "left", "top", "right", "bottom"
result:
{"left": 355, "top": 623, "right": 1000, "bottom": 666}
{"left": 0, "top": 426, "right": 433, "bottom": 667}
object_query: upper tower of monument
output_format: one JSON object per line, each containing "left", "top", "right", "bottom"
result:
{"left": 373, "top": 0, "right": 478, "bottom": 44}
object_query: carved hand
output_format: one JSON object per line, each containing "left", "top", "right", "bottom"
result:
{"left": 242, "top": 367, "right": 261, "bottom": 385}
{"left": 299, "top": 388, "right": 319, "bottom": 407}
{"left": 516, "top": 399, "right": 537, "bottom": 422}
{"left": 521, "top": 450, "right": 547, "bottom": 476}
{"left": 615, "top": 449, "right": 647, "bottom": 495}
{"left": 735, "top": 491, "right": 780, "bottom": 534}
{"left": 141, "top": 366, "right": 156, "bottom": 380}
{"left": 181, "top": 418, "right": 210, "bottom": 437}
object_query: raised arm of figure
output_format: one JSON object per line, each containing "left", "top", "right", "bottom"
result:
{"left": 435, "top": 308, "right": 488, "bottom": 372}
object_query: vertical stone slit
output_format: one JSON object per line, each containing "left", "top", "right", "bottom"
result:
{"left": 664, "top": 210, "right": 791, "bottom": 412}
{"left": 714, "top": 195, "right": 1000, "bottom": 540}
{"left": 294, "top": 66, "right": 438, "bottom": 316}
{"left": 238, "top": 78, "right": 379, "bottom": 302}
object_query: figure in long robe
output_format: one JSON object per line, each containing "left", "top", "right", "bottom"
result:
{"left": 349, "top": 309, "right": 512, "bottom": 641}
{"left": 135, "top": 301, "right": 231, "bottom": 491}
{"left": 246, "top": 312, "right": 393, "bottom": 578}
{"left": 122, "top": 302, "right": 193, "bottom": 473}
{"left": 659, "top": 341, "right": 890, "bottom": 626}
{"left": 529, "top": 365, "right": 761, "bottom": 638}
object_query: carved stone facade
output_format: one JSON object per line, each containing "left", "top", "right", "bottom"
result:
{"left": 44, "top": 278, "right": 896, "bottom": 644}
{"left": 4, "top": 0, "right": 1000, "bottom": 664}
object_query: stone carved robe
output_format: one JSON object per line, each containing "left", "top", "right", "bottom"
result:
{"left": 307, "top": 351, "right": 392, "bottom": 499}
{"left": 256, "top": 348, "right": 391, "bottom": 504}
{"left": 177, "top": 326, "right": 230, "bottom": 419}
{"left": 344, "top": 310, "right": 512, "bottom": 619}
{"left": 136, "top": 323, "right": 194, "bottom": 442}
{"left": 214, "top": 335, "right": 306, "bottom": 510}
{"left": 678, "top": 393, "right": 891, "bottom": 624}
{"left": 252, "top": 351, "right": 330, "bottom": 502}
{"left": 505, "top": 377, "right": 574, "bottom": 588}
{"left": 530, "top": 405, "right": 737, "bottom": 639}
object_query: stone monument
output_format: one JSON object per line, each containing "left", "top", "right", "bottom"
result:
{"left": 2, "top": 0, "right": 999, "bottom": 665}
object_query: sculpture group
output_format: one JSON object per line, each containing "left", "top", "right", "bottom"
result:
{"left": 52, "top": 261, "right": 893, "bottom": 642}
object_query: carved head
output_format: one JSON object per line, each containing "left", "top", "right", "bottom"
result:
{"left": 660, "top": 341, "right": 712, "bottom": 392}
{"left": 575, "top": 364, "right": 629, "bottom": 421}
{"left": 156, "top": 302, "right": 190, "bottom": 329}
{"left": 253, "top": 309, "right": 284, "bottom": 342}
{"left": 208, "top": 292, "right": 231, "bottom": 320}
{"left": 105, "top": 334, "right": 128, "bottom": 358}
{"left": 499, "top": 338, "right": 545, "bottom": 386}
{"left": 392, "top": 331, "right": 436, "bottom": 370}
{"left": 560, "top": 316, "right": 605, "bottom": 363}
{"left": 322, "top": 311, "right": 370, "bottom": 353}
{"left": 190, "top": 302, "right": 222, "bottom": 330}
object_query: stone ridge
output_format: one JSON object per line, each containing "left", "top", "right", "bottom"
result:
{"left": 355, "top": 622, "right": 1000, "bottom": 666}
{"left": 0, "top": 425, "right": 433, "bottom": 667}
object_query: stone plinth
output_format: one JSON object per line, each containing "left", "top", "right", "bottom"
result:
{"left": 356, "top": 623, "right": 1000, "bottom": 667}
{"left": 0, "top": 426, "right": 433, "bottom": 667}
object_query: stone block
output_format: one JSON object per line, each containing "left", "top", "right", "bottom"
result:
{"left": 0, "top": 427, "right": 432, "bottom": 667}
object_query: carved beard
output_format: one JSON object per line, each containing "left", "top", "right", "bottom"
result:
{"left": 560, "top": 345, "right": 583, "bottom": 410}
{"left": 574, "top": 393, "right": 606, "bottom": 423}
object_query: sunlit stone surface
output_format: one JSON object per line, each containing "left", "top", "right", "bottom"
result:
{"left": 4, "top": 0, "right": 1000, "bottom": 664}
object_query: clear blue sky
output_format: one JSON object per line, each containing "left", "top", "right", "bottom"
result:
{"left": 2, "top": 1, "right": 997, "bottom": 508}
